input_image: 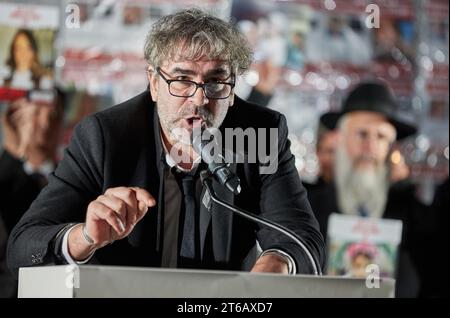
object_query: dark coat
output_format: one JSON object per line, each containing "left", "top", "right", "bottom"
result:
{"left": 0, "top": 151, "right": 43, "bottom": 233}
{"left": 7, "top": 91, "right": 325, "bottom": 276}
{"left": 0, "top": 150, "right": 47, "bottom": 297}
{"left": 419, "top": 178, "right": 449, "bottom": 297}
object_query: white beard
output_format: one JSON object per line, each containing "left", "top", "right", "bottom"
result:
{"left": 335, "top": 146, "right": 389, "bottom": 218}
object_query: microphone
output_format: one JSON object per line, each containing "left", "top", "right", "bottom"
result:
{"left": 200, "top": 170, "right": 322, "bottom": 276}
{"left": 192, "top": 128, "right": 241, "bottom": 195}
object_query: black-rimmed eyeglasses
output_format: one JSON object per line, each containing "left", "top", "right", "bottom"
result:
{"left": 155, "top": 67, "right": 235, "bottom": 100}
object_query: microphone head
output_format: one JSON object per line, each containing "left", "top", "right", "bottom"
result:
{"left": 191, "top": 128, "right": 218, "bottom": 164}
{"left": 226, "top": 176, "right": 241, "bottom": 195}
{"left": 191, "top": 127, "right": 241, "bottom": 195}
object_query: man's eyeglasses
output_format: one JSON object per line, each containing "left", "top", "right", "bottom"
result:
{"left": 155, "top": 67, "right": 235, "bottom": 100}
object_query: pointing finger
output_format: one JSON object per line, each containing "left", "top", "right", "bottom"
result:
{"left": 130, "top": 187, "right": 156, "bottom": 207}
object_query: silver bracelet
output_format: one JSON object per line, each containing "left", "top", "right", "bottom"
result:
{"left": 82, "top": 224, "right": 95, "bottom": 245}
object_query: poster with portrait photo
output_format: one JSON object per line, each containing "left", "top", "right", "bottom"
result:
{"left": 327, "top": 214, "right": 403, "bottom": 279}
{"left": 0, "top": 3, "right": 59, "bottom": 102}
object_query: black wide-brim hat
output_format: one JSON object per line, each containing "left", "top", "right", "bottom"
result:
{"left": 320, "top": 82, "right": 417, "bottom": 140}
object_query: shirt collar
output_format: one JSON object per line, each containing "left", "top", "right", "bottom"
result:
{"left": 160, "top": 132, "right": 201, "bottom": 174}
{"left": 23, "top": 160, "right": 55, "bottom": 177}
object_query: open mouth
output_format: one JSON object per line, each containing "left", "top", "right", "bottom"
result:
{"left": 185, "top": 116, "right": 204, "bottom": 128}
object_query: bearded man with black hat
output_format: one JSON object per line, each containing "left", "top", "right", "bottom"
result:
{"left": 308, "top": 81, "right": 431, "bottom": 298}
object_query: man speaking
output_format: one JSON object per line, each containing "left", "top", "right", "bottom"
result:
{"left": 8, "top": 9, "right": 324, "bottom": 276}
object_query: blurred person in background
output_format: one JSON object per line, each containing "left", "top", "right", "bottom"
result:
{"left": 237, "top": 13, "right": 288, "bottom": 107}
{"left": 306, "top": 121, "right": 340, "bottom": 192}
{"left": 0, "top": 215, "right": 14, "bottom": 297}
{"left": 374, "top": 18, "right": 415, "bottom": 65}
{"left": 388, "top": 146, "right": 411, "bottom": 184}
{"left": 248, "top": 12, "right": 287, "bottom": 106}
{"left": 303, "top": 121, "right": 339, "bottom": 192}
{"left": 305, "top": 14, "right": 371, "bottom": 65}
{"left": 307, "top": 81, "right": 432, "bottom": 297}
{"left": 0, "top": 89, "right": 64, "bottom": 297}
{"left": 312, "top": 112, "right": 412, "bottom": 190}
{"left": 122, "top": 5, "right": 144, "bottom": 26}
{"left": 285, "top": 29, "right": 306, "bottom": 71}
{"left": 420, "top": 177, "right": 449, "bottom": 297}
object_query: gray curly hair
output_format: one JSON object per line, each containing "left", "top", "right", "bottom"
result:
{"left": 144, "top": 8, "right": 253, "bottom": 75}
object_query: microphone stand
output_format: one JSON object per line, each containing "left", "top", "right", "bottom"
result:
{"left": 200, "top": 170, "right": 322, "bottom": 276}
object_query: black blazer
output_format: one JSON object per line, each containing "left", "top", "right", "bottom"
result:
{"left": 7, "top": 91, "right": 325, "bottom": 274}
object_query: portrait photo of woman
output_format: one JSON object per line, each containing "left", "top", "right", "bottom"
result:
{"left": 3, "top": 29, "right": 52, "bottom": 90}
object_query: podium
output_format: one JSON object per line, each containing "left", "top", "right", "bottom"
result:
{"left": 18, "top": 265, "right": 395, "bottom": 298}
